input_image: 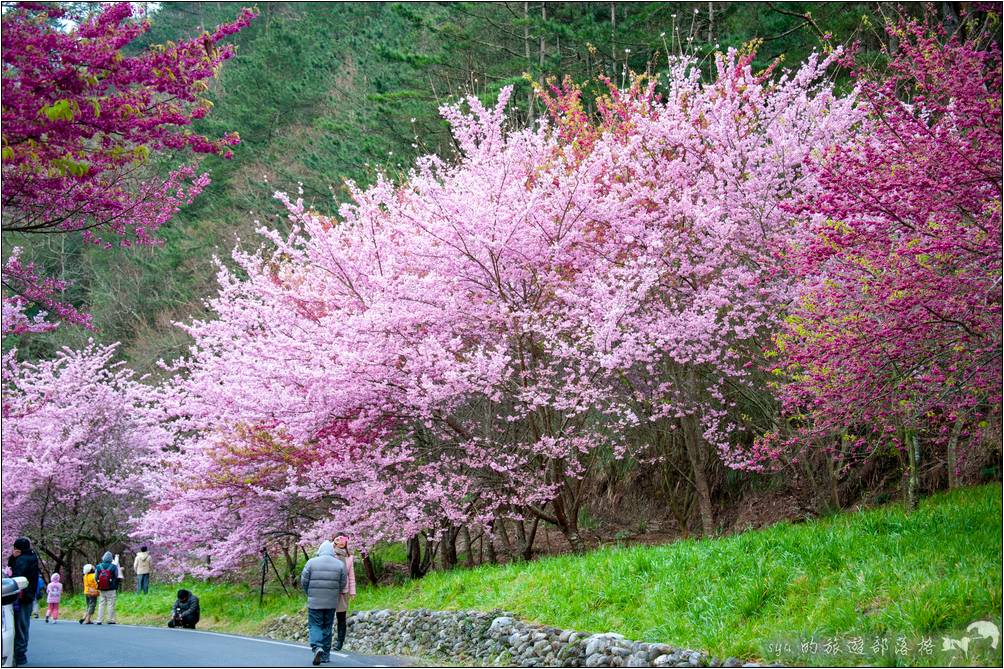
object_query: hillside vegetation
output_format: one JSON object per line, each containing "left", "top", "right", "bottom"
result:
{"left": 7, "top": 1, "right": 889, "bottom": 371}
{"left": 59, "top": 484, "right": 1003, "bottom": 666}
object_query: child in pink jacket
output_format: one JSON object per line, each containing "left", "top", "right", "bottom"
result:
{"left": 45, "top": 572, "right": 63, "bottom": 622}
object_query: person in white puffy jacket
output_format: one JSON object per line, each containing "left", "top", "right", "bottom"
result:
{"left": 301, "top": 541, "right": 347, "bottom": 665}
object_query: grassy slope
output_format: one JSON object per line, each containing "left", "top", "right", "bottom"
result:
{"left": 60, "top": 484, "right": 1002, "bottom": 666}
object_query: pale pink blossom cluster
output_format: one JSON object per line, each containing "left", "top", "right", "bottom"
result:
{"left": 1, "top": 343, "right": 170, "bottom": 558}
{"left": 137, "top": 48, "right": 856, "bottom": 571}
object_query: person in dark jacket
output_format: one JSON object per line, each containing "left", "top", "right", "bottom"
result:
{"left": 7, "top": 537, "right": 40, "bottom": 666}
{"left": 301, "top": 541, "right": 347, "bottom": 665}
{"left": 168, "top": 589, "right": 200, "bottom": 629}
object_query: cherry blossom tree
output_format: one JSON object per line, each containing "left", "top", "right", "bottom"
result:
{"left": 9, "top": 4, "right": 999, "bottom": 588}
{"left": 760, "top": 12, "right": 1002, "bottom": 508}
{"left": 2, "top": 248, "right": 92, "bottom": 335}
{"left": 138, "top": 415, "right": 439, "bottom": 579}
{"left": 140, "top": 44, "right": 856, "bottom": 575}
{"left": 1, "top": 342, "right": 170, "bottom": 589}
{"left": 1, "top": 2, "right": 255, "bottom": 332}
{"left": 527, "top": 51, "right": 858, "bottom": 533}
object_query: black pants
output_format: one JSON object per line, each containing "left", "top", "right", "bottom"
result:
{"left": 168, "top": 614, "right": 199, "bottom": 629}
{"left": 14, "top": 600, "right": 32, "bottom": 663}
{"left": 335, "top": 611, "right": 347, "bottom": 649}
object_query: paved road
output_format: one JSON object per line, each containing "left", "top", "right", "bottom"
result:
{"left": 23, "top": 620, "right": 411, "bottom": 667}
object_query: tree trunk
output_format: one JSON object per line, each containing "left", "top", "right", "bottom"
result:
{"left": 799, "top": 454, "right": 820, "bottom": 508}
{"left": 39, "top": 547, "right": 69, "bottom": 589}
{"left": 947, "top": 416, "right": 964, "bottom": 489}
{"left": 906, "top": 430, "right": 920, "bottom": 510}
{"left": 461, "top": 526, "right": 475, "bottom": 568}
{"left": 546, "top": 455, "right": 586, "bottom": 553}
{"left": 610, "top": 1, "right": 616, "bottom": 65}
{"left": 560, "top": 524, "right": 584, "bottom": 553}
{"left": 528, "top": 517, "right": 540, "bottom": 558}
{"left": 62, "top": 550, "right": 76, "bottom": 595}
{"left": 514, "top": 517, "right": 539, "bottom": 561}
{"left": 514, "top": 520, "right": 528, "bottom": 561}
{"left": 825, "top": 442, "right": 841, "bottom": 509}
{"left": 407, "top": 535, "right": 424, "bottom": 579}
{"left": 282, "top": 545, "right": 298, "bottom": 588}
{"left": 539, "top": 2, "right": 546, "bottom": 71}
{"left": 441, "top": 527, "right": 458, "bottom": 570}
{"left": 549, "top": 497, "right": 584, "bottom": 553}
{"left": 524, "top": 1, "right": 533, "bottom": 123}
{"left": 485, "top": 522, "right": 498, "bottom": 564}
{"left": 300, "top": 545, "right": 310, "bottom": 586}
{"left": 362, "top": 553, "right": 379, "bottom": 587}
{"left": 421, "top": 534, "right": 435, "bottom": 575}
{"left": 681, "top": 414, "right": 715, "bottom": 536}
{"left": 553, "top": 505, "right": 584, "bottom": 553}
{"left": 494, "top": 517, "right": 513, "bottom": 557}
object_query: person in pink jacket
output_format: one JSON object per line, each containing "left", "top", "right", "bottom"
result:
{"left": 333, "top": 535, "right": 356, "bottom": 651}
{"left": 45, "top": 573, "right": 62, "bottom": 623}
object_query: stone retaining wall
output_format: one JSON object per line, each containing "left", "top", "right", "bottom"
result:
{"left": 264, "top": 608, "right": 762, "bottom": 667}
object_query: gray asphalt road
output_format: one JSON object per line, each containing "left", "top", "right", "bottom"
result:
{"left": 23, "top": 620, "right": 411, "bottom": 667}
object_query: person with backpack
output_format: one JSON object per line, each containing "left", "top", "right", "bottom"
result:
{"left": 7, "top": 537, "right": 40, "bottom": 666}
{"left": 301, "top": 541, "right": 347, "bottom": 666}
{"left": 45, "top": 573, "right": 63, "bottom": 623}
{"left": 79, "top": 564, "right": 98, "bottom": 624}
{"left": 134, "top": 546, "right": 152, "bottom": 594}
{"left": 94, "top": 551, "right": 120, "bottom": 624}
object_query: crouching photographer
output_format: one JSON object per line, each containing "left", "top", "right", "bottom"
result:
{"left": 167, "top": 589, "right": 200, "bottom": 629}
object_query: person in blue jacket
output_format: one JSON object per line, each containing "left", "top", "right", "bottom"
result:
{"left": 32, "top": 574, "right": 45, "bottom": 618}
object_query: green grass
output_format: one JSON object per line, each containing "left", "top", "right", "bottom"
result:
{"left": 60, "top": 485, "right": 1002, "bottom": 666}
